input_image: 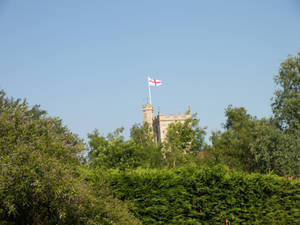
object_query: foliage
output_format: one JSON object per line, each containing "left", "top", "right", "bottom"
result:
{"left": 107, "top": 165, "right": 300, "bottom": 225}
{"left": 130, "top": 122, "right": 155, "bottom": 147}
{"left": 0, "top": 90, "right": 47, "bottom": 119}
{"left": 266, "top": 52, "right": 300, "bottom": 176}
{"left": 130, "top": 123, "right": 165, "bottom": 169}
{"left": 88, "top": 126, "right": 163, "bottom": 170}
{"left": 272, "top": 52, "right": 300, "bottom": 132}
{"left": 0, "top": 90, "right": 140, "bottom": 225}
{"left": 164, "top": 113, "right": 206, "bottom": 154}
{"left": 88, "top": 118, "right": 208, "bottom": 170}
{"left": 88, "top": 128, "right": 145, "bottom": 170}
{"left": 161, "top": 114, "right": 206, "bottom": 168}
{"left": 211, "top": 106, "right": 300, "bottom": 176}
{"left": 212, "top": 52, "right": 300, "bottom": 176}
{"left": 210, "top": 106, "right": 258, "bottom": 171}
{"left": 249, "top": 120, "right": 300, "bottom": 176}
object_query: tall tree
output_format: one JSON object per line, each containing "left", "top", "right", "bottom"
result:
{"left": 212, "top": 52, "right": 300, "bottom": 176}
{"left": 272, "top": 52, "right": 300, "bottom": 132}
{"left": 249, "top": 119, "right": 300, "bottom": 176}
{"left": 211, "top": 106, "right": 257, "bottom": 171}
{"left": 268, "top": 51, "right": 300, "bottom": 176}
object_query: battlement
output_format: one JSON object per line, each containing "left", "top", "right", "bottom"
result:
{"left": 157, "top": 113, "right": 191, "bottom": 121}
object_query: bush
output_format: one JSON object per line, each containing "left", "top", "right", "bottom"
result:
{"left": 107, "top": 165, "right": 300, "bottom": 224}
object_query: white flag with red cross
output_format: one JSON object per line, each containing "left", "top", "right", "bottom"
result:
{"left": 148, "top": 77, "right": 162, "bottom": 87}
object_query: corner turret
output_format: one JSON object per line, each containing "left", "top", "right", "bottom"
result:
{"left": 142, "top": 104, "right": 154, "bottom": 127}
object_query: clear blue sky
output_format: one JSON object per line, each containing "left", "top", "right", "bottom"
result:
{"left": 1, "top": 0, "right": 300, "bottom": 142}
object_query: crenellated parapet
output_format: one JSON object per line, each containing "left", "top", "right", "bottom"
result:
{"left": 158, "top": 113, "right": 191, "bottom": 121}
{"left": 156, "top": 106, "right": 192, "bottom": 142}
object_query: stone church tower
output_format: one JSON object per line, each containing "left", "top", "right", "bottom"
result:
{"left": 142, "top": 104, "right": 192, "bottom": 142}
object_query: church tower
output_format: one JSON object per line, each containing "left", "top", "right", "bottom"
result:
{"left": 142, "top": 104, "right": 192, "bottom": 143}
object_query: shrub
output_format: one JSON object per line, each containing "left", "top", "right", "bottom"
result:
{"left": 107, "top": 165, "right": 300, "bottom": 224}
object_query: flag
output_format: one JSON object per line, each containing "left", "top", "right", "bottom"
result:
{"left": 148, "top": 77, "right": 162, "bottom": 87}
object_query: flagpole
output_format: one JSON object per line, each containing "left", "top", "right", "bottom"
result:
{"left": 148, "top": 77, "right": 152, "bottom": 104}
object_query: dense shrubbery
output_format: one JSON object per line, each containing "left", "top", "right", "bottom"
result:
{"left": 106, "top": 165, "right": 300, "bottom": 225}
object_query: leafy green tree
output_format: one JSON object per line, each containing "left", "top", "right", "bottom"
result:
{"left": 88, "top": 123, "right": 165, "bottom": 170}
{"left": 130, "top": 122, "right": 155, "bottom": 147}
{"left": 0, "top": 90, "right": 141, "bottom": 225}
{"left": 249, "top": 120, "right": 300, "bottom": 176}
{"left": 213, "top": 106, "right": 300, "bottom": 176}
{"left": 272, "top": 51, "right": 300, "bottom": 132}
{"left": 164, "top": 113, "right": 206, "bottom": 153}
{"left": 162, "top": 114, "right": 206, "bottom": 167}
{"left": 88, "top": 128, "right": 149, "bottom": 170}
{"left": 211, "top": 106, "right": 258, "bottom": 171}
{"left": 0, "top": 89, "right": 47, "bottom": 119}
{"left": 250, "top": 51, "right": 300, "bottom": 176}
{"left": 130, "top": 123, "right": 164, "bottom": 168}
{"left": 212, "top": 52, "right": 300, "bottom": 176}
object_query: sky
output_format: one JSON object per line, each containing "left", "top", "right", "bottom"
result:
{"left": 0, "top": 0, "right": 300, "bottom": 142}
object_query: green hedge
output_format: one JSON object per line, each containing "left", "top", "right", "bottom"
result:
{"left": 107, "top": 165, "right": 300, "bottom": 224}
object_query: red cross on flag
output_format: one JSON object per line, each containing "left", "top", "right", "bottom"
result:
{"left": 148, "top": 77, "right": 162, "bottom": 87}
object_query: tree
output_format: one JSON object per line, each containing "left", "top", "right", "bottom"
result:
{"left": 0, "top": 90, "right": 141, "bottom": 225}
{"left": 164, "top": 113, "right": 206, "bottom": 153}
{"left": 265, "top": 51, "right": 300, "bottom": 176}
{"left": 212, "top": 105, "right": 300, "bottom": 176}
{"left": 211, "top": 106, "right": 258, "bottom": 171}
{"left": 0, "top": 89, "right": 47, "bottom": 119}
{"left": 130, "top": 123, "right": 164, "bottom": 168}
{"left": 249, "top": 119, "right": 300, "bottom": 176}
{"left": 88, "top": 123, "right": 165, "bottom": 170}
{"left": 88, "top": 128, "right": 149, "bottom": 170}
{"left": 272, "top": 51, "right": 300, "bottom": 132}
{"left": 212, "top": 52, "right": 300, "bottom": 176}
{"left": 162, "top": 114, "right": 206, "bottom": 167}
{"left": 130, "top": 122, "right": 155, "bottom": 147}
